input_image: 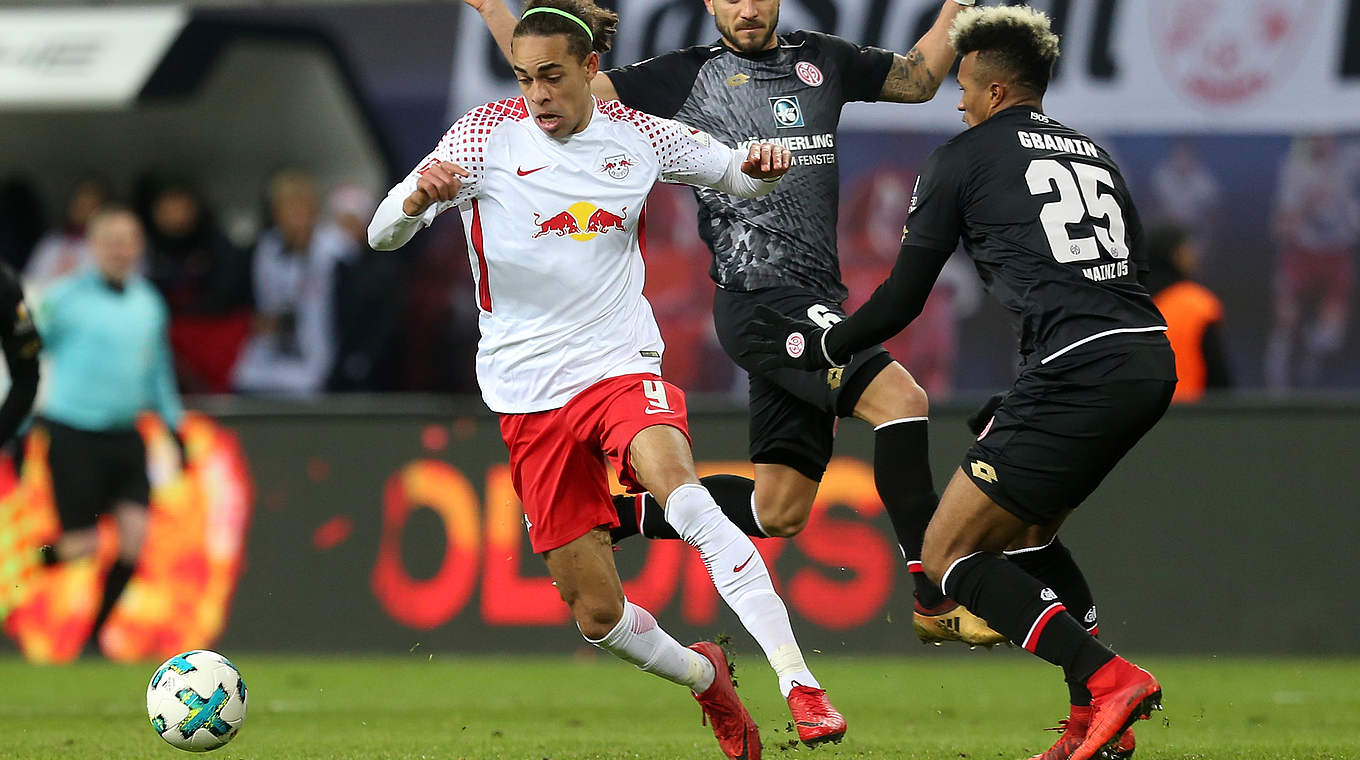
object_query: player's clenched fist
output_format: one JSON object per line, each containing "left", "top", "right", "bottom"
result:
{"left": 741, "top": 143, "right": 793, "bottom": 181}
{"left": 403, "top": 160, "right": 471, "bottom": 216}
{"left": 742, "top": 304, "right": 841, "bottom": 372}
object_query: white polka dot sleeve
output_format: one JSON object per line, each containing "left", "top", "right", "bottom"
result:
{"left": 598, "top": 100, "right": 778, "bottom": 199}
{"left": 369, "top": 99, "right": 525, "bottom": 251}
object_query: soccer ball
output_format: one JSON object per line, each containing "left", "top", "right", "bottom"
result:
{"left": 146, "top": 650, "right": 248, "bottom": 752}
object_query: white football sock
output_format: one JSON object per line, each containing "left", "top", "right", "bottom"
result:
{"left": 665, "top": 482, "right": 820, "bottom": 697}
{"left": 585, "top": 600, "right": 715, "bottom": 693}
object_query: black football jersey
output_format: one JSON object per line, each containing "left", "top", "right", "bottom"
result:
{"left": 0, "top": 261, "right": 39, "bottom": 444}
{"left": 904, "top": 105, "right": 1167, "bottom": 369}
{"left": 607, "top": 31, "right": 894, "bottom": 301}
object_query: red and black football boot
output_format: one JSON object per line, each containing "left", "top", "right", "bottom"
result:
{"left": 1070, "top": 657, "right": 1160, "bottom": 760}
{"left": 786, "top": 684, "right": 846, "bottom": 746}
{"left": 689, "top": 642, "right": 761, "bottom": 760}
{"left": 1028, "top": 705, "right": 1135, "bottom": 760}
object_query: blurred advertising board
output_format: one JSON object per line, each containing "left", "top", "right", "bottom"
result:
{"left": 173, "top": 405, "right": 1360, "bottom": 655}
{"left": 0, "top": 413, "right": 252, "bottom": 663}
{"left": 4, "top": 403, "right": 1357, "bottom": 658}
{"left": 451, "top": 0, "right": 1360, "bottom": 134}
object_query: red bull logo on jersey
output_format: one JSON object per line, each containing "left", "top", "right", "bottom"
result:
{"left": 531, "top": 210, "right": 580, "bottom": 238}
{"left": 599, "top": 154, "right": 635, "bottom": 180}
{"left": 532, "top": 202, "right": 628, "bottom": 241}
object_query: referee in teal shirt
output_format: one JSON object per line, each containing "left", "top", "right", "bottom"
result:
{"left": 35, "top": 205, "right": 185, "bottom": 650}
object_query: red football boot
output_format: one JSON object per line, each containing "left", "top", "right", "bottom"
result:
{"left": 1028, "top": 705, "right": 1090, "bottom": 760}
{"left": 786, "top": 684, "right": 846, "bottom": 746}
{"left": 1070, "top": 657, "right": 1160, "bottom": 760}
{"left": 689, "top": 642, "right": 761, "bottom": 760}
{"left": 1029, "top": 705, "right": 1136, "bottom": 760}
{"left": 1110, "top": 725, "right": 1137, "bottom": 760}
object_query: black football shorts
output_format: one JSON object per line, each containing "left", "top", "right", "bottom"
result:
{"left": 714, "top": 285, "right": 894, "bottom": 482}
{"left": 963, "top": 338, "right": 1177, "bottom": 525}
{"left": 43, "top": 418, "right": 151, "bottom": 530}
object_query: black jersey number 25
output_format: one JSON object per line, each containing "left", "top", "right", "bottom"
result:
{"left": 1025, "top": 158, "right": 1129, "bottom": 264}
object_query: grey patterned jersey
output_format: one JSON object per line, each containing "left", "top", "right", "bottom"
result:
{"left": 607, "top": 31, "right": 894, "bottom": 302}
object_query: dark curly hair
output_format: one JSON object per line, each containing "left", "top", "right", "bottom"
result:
{"left": 950, "top": 5, "right": 1061, "bottom": 96}
{"left": 514, "top": 0, "right": 619, "bottom": 60}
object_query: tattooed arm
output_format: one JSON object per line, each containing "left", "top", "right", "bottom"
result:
{"left": 879, "top": 0, "right": 968, "bottom": 103}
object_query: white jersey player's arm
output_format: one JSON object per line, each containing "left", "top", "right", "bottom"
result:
{"left": 649, "top": 115, "right": 781, "bottom": 199}
{"left": 368, "top": 178, "right": 448, "bottom": 252}
{"left": 709, "top": 149, "right": 781, "bottom": 199}
{"left": 368, "top": 111, "right": 489, "bottom": 251}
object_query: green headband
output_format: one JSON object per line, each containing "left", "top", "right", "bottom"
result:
{"left": 520, "top": 6, "right": 594, "bottom": 41}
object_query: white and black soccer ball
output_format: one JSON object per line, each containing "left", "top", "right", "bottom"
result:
{"left": 146, "top": 650, "right": 248, "bottom": 752}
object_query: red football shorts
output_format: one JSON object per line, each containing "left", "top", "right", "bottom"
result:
{"left": 498, "top": 373, "right": 691, "bottom": 553}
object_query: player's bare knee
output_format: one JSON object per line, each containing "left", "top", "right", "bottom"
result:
{"left": 754, "top": 489, "right": 814, "bottom": 537}
{"left": 645, "top": 468, "right": 700, "bottom": 508}
{"left": 921, "top": 523, "right": 975, "bottom": 588}
{"left": 890, "top": 374, "right": 930, "bottom": 418}
{"left": 920, "top": 546, "right": 952, "bottom": 588}
{"left": 630, "top": 426, "right": 699, "bottom": 502}
{"left": 1007, "top": 523, "right": 1058, "bottom": 553}
{"left": 574, "top": 594, "right": 625, "bottom": 640}
{"left": 855, "top": 364, "right": 929, "bottom": 425}
{"left": 759, "top": 508, "right": 809, "bottom": 538}
{"left": 923, "top": 542, "right": 980, "bottom": 589}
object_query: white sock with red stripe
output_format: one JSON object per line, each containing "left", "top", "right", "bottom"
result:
{"left": 665, "top": 482, "right": 819, "bottom": 697}
{"left": 585, "top": 600, "right": 715, "bottom": 692}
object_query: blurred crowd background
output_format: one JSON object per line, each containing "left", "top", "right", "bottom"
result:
{"left": 6, "top": 132, "right": 1355, "bottom": 400}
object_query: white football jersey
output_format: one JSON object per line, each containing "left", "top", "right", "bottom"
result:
{"left": 371, "top": 97, "right": 767, "bottom": 413}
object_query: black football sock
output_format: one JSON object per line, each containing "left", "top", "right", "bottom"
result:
{"left": 92, "top": 559, "right": 136, "bottom": 636}
{"left": 611, "top": 475, "right": 760, "bottom": 541}
{"left": 1007, "top": 538, "right": 1099, "bottom": 705}
{"left": 874, "top": 419, "right": 945, "bottom": 607}
{"left": 943, "top": 552, "right": 1114, "bottom": 684}
{"left": 610, "top": 491, "right": 681, "bottom": 541}
{"left": 693, "top": 474, "right": 762, "bottom": 536}
{"left": 609, "top": 493, "right": 644, "bottom": 543}
{"left": 1065, "top": 672, "right": 1094, "bottom": 709}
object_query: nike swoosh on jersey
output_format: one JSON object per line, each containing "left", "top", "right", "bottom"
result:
{"left": 643, "top": 407, "right": 672, "bottom": 414}
{"left": 517, "top": 165, "right": 549, "bottom": 176}
{"left": 733, "top": 551, "right": 756, "bottom": 573}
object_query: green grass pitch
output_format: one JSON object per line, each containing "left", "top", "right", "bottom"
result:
{"left": 2, "top": 652, "right": 1357, "bottom": 759}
